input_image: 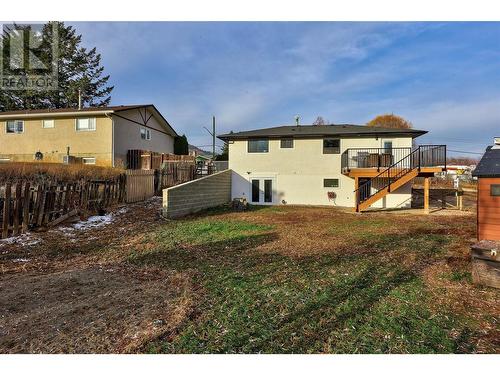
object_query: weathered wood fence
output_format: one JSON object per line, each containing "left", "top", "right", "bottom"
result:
{"left": 1, "top": 177, "right": 126, "bottom": 239}
{"left": 0, "top": 162, "right": 199, "bottom": 239}
{"left": 125, "top": 170, "right": 155, "bottom": 203}
{"left": 157, "top": 162, "right": 196, "bottom": 192}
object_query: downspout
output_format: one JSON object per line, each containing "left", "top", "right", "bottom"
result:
{"left": 106, "top": 113, "right": 115, "bottom": 168}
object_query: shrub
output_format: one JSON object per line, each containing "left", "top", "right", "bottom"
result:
{"left": 0, "top": 162, "right": 123, "bottom": 184}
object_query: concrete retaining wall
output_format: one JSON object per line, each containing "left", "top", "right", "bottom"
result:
{"left": 162, "top": 169, "right": 232, "bottom": 218}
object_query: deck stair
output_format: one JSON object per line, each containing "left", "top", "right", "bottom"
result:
{"left": 354, "top": 145, "right": 446, "bottom": 212}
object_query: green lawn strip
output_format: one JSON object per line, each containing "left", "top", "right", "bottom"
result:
{"left": 329, "top": 278, "right": 474, "bottom": 353}
{"left": 136, "top": 216, "right": 478, "bottom": 353}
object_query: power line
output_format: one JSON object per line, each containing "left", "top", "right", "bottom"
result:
{"left": 447, "top": 149, "right": 483, "bottom": 155}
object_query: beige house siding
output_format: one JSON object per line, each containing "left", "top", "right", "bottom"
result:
{"left": 112, "top": 108, "right": 175, "bottom": 168}
{"left": 0, "top": 115, "right": 113, "bottom": 166}
{"left": 228, "top": 136, "right": 413, "bottom": 208}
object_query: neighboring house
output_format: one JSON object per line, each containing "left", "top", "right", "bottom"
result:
{"left": 0, "top": 104, "right": 178, "bottom": 167}
{"left": 218, "top": 124, "right": 446, "bottom": 211}
{"left": 472, "top": 138, "right": 500, "bottom": 241}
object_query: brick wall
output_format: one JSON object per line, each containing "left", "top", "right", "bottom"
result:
{"left": 162, "top": 169, "right": 232, "bottom": 219}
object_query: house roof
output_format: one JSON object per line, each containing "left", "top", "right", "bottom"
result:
{"left": 0, "top": 104, "right": 179, "bottom": 137}
{"left": 0, "top": 105, "right": 146, "bottom": 117}
{"left": 218, "top": 124, "right": 427, "bottom": 141}
{"left": 472, "top": 146, "right": 500, "bottom": 177}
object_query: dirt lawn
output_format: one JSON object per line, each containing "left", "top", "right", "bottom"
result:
{"left": 0, "top": 199, "right": 498, "bottom": 353}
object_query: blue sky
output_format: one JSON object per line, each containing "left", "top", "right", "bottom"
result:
{"left": 73, "top": 22, "right": 500, "bottom": 155}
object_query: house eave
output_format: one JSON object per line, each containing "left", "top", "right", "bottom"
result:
{"left": 218, "top": 130, "right": 427, "bottom": 142}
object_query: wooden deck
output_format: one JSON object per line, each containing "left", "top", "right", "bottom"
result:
{"left": 342, "top": 166, "right": 444, "bottom": 178}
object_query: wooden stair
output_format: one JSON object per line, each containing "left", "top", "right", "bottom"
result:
{"left": 355, "top": 168, "right": 418, "bottom": 212}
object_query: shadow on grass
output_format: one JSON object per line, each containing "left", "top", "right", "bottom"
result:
{"left": 128, "top": 218, "right": 470, "bottom": 354}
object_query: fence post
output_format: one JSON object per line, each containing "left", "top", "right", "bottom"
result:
{"left": 13, "top": 183, "right": 21, "bottom": 236}
{"left": 22, "top": 182, "right": 30, "bottom": 233}
{"left": 2, "top": 183, "right": 11, "bottom": 239}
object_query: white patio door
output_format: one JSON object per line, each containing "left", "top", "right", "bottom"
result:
{"left": 250, "top": 177, "right": 274, "bottom": 204}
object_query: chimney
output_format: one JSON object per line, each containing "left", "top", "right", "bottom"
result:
{"left": 78, "top": 89, "right": 82, "bottom": 110}
{"left": 495, "top": 137, "right": 500, "bottom": 146}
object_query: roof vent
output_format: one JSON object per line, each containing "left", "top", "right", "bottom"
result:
{"left": 294, "top": 115, "right": 300, "bottom": 126}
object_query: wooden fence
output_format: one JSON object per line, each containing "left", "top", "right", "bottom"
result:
{"left": 125, "top": 170, "right": 155, "bottom": 203}
{"left": 0, "top": 162, "right": 198, "bottom": 239}
{"left": 1, "top": 177, "right": 125, "bottom": 239}
{"left": 157, "top": 162, "right": 196, "bottom": 192}
{"left": 127, "top": 150, "right": 195, "bottom": 170}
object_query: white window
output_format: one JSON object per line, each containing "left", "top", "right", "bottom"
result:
{"left": 6, "top": 120, "right": 24, "bottom": 133}
{"left": 82, "top": 157, "right": 96, "bottom": 165}
{"left": 76, "top": 118, "right": 96, "bottom": 131}
{"left": 42, "top": 119, "right": 55, "bottom": 128}
{"left": 140, "top": 127, "right": 151, "bottom": 140}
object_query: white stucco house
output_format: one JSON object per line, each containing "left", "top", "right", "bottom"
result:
{"left": 218, "top": 124, "right": 446, "bottom": 211}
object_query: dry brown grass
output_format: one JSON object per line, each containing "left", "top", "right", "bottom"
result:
{"left": 1, "top": 201, "right": 498, "bottom": 353}
{"left": 0, "top": 162, "right": 123, "bottom": 184}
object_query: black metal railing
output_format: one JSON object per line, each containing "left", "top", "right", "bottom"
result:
{"left": 341, "top": 147, "right": 412, "bottom": 171}
{"left": 354, "top": 145, "right": 446, "bottom": 208}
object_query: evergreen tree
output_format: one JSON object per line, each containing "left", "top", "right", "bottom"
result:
{"left": 215, "top": 143, "right": 228, "bottom": 161}
{"left": 174, "top": 135, "right": 189, "bottom": 155}
{"left": 0, "top": 22, "right": 113, "bottom": 111}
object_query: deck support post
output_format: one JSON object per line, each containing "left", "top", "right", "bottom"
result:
{"left": 353, "top": 177, "right": 359, "bottom": 212}
{"left": 424, "top": 177, "right": 430, "bottom": 214}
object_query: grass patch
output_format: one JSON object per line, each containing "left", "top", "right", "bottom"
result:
{"left": 136, "top": 214, "right": 476, "bottom": 354}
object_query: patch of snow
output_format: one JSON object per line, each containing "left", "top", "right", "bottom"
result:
{"left": 12, "top": 258, "right": 30, "bottom": 263}
{"left": 116, "top": 207, "right": 129, "bottom": 215}
{"left": 0, "top": 233, "right": 41, "bottom": 248}
{"left": 55, "top": 206, "right": 128, "bottom": 235}
{"left": 72, "top": 213, "right": 114, "bottom": 230}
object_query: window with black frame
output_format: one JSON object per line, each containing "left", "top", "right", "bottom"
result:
{"left": 248, "top": 139, "right": 269, "bottom": 153}
{"left": 323, "top": 178, "right": 339, "bottom": 188}
{"left": 280, "top": 138, "right": 294, "bottom": 148}
{"left": 323, "top": 138, "right": 340, "bottom": 154}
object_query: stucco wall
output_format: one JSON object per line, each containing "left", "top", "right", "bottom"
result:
{"left": 228, "top": 136, "right": 413, "bottom": 208}
{"left": 112, "top": 108, "right": 175, "bottom": 168}
{"left": 162, "top": 169, "right": 232, "bottom": 218}
{"left": 0, "top": 115, "right": 113, "bottom": 166}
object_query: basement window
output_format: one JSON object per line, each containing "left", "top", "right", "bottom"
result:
{"left": 82, "top": 157, "right": 96, "bottom": 165}
{"left": 324, "top": 178, "right": 340, "bottom": 188}
{"left": 6, "top": 120, "right": 24, "bottom": 133}
{"left": 491, "top": 184, "right": 500, "bottom": 196}
{"left": 323, "top": 138, "right": 340, "bottom": 154}
{"left": 248, "top": 139, "right": 269, "bottom": 153}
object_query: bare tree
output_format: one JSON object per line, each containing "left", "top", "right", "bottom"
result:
{"left": 313, "top": 116, "right": 327, "bottom": 126}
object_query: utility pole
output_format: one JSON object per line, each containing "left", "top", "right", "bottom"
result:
{"left": 203, "top": 115, "right": 216, "bottom": 160}
{"left": 212, "top": 116, "right": 216, "bottom": 159}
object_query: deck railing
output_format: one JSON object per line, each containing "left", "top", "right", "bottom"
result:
{"left": 354, "top": 145, "right": 446, "bottom": 207}
{"left": 341, "top": 147, "right": 412, "bottom": 171}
